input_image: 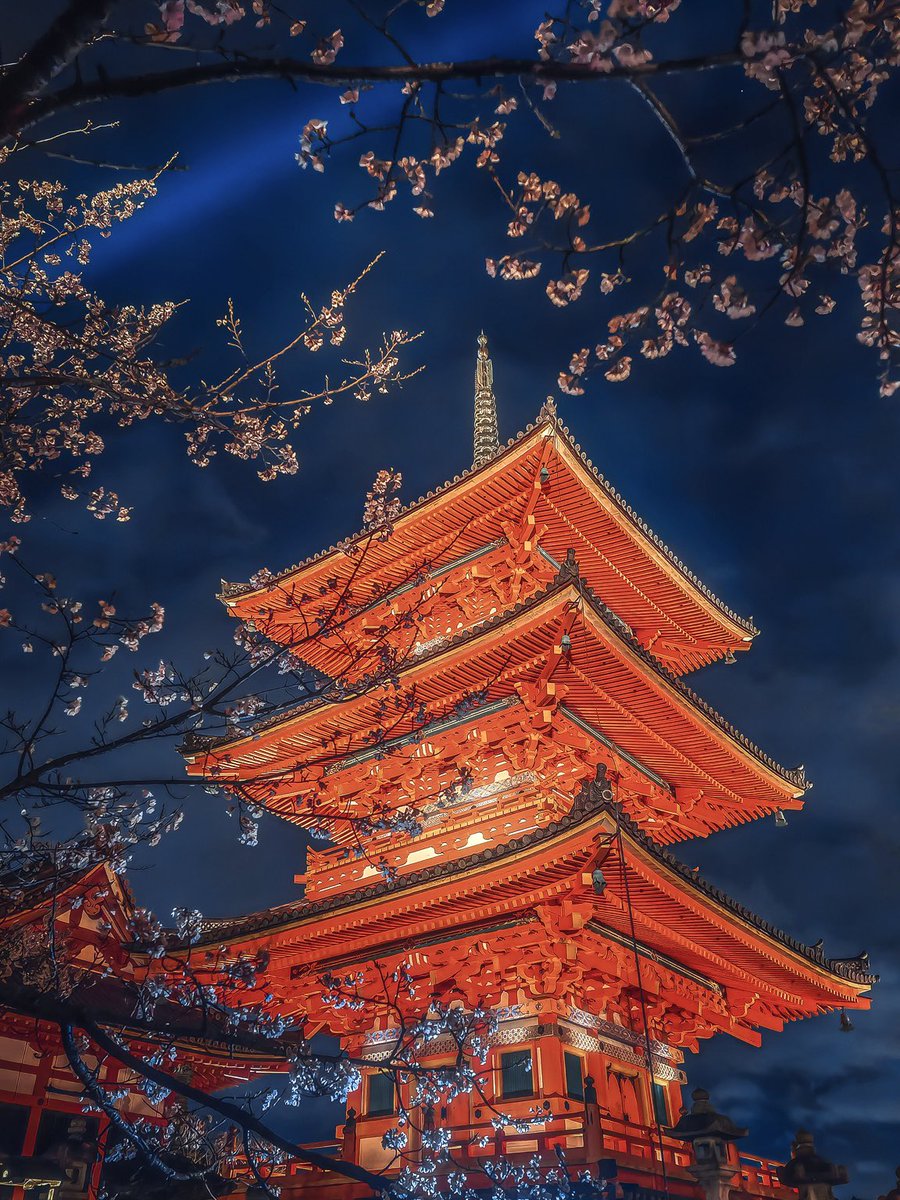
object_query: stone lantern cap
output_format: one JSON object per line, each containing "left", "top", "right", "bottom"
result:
{"left": 668, "top": 1088, "right": 749, "bottom": 1143}
{"left": 777, "top": 1130, "right": 849, "bottom": 1188}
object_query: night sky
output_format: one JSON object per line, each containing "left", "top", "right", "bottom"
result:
{"left": 6, "top": 2, "right": 899, "bottom": 1192}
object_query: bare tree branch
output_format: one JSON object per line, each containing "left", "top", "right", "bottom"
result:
{"left": 14, "top": 50, "right": 753, "bottom": 136}
{"left": 0, "top": 0, "right": 120, "bottom": 136}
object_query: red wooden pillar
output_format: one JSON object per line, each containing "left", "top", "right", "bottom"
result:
{"left": 536, "top": 1020, "right": 564, "bottom": 1101}
{"left": 583, "top": 1075, "right": 604, "bottom": 1166}
{"left": 13, "top": 1047, "right": 53, "bottom": 1200}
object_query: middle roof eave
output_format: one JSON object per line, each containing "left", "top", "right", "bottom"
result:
{"left": 188, "top": 571, "right": 807, "bottom": 807}
{"left": 178, "top": 787, "right": 873, "bottom": 1008}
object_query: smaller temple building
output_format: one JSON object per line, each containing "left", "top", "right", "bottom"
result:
{"left": 0, "top": 862, "right": 281, "bottom": 1200}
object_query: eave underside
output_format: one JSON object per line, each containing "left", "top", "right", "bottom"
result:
{"left": 222, "top": 413, "right": 756, "bottom": 675}
{"left": 187, "top": 579, "right": 805, "bottom": 837}
{"left": 177, "top": 792, "right": 871, "bottom": 1047}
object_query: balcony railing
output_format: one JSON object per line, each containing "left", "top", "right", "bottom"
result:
{"left": 738, "top": 1151, "right": 785, "bottom": 1192}
{"left": 592, "top": 1114, "right": 693, "bottom": 1169}
{"left": 224, "top": 1121, "right": 786, "bottom": 1196}
{"left": 225, "top": 1140, "right": 342, "bottom": 1183}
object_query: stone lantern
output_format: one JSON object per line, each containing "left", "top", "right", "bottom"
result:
{"left": 669, "top": 1088, "right": 748, "bottom": 1200}
{"left": 777, "top": 1130, "right": 848, "bottom": 1200}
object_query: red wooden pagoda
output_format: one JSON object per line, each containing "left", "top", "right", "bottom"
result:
{"left": 182, "top": 335, "right": 875, "bottom": 1199}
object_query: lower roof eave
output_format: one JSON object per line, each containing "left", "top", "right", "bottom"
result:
{"left": 169, "top": 784, "right": 876, "bottom": 1010}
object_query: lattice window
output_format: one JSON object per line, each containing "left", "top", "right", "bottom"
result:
{"left": 564, "top": 1050, "right": 585, "bottom": 1101}
{"left": 500, "top": 1050, "right": 534, "bottom": 1099}
{"left": 366, "top": 1071, "right": 395, "bottom": 1117}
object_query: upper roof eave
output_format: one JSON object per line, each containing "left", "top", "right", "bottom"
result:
{"left": 219, "top": 404, "right": 758, "bottom": 639}
{"left": 217, "top": 415, "right": 548, "bottom": 605}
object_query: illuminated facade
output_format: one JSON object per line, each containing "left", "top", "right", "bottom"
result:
{"left": 0, "top": 863, "right": 279, "bottom": 1200}
{"left": 183, "top": 338, "right": 875, "bottom": 1199}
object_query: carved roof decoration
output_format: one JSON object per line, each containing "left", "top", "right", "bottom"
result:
{"left": 191, "top": 557, "right": 807, "bottom": 797}
{"left": 218, "top": 402, "right": 757, "bottom": 642}
{"left": 169, "top": 770, "right": 875, "bottom": 992}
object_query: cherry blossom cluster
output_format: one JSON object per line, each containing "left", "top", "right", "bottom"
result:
{"left": 362, "top": 468, "right": 404, "bottom": 541}
{"left": 156, "top": 0, "right": 896, "bottom": 398}
{"left": 1, "top": 146, "right": 420, "bottom": 524}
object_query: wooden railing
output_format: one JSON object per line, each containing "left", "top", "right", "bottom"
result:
{"left": 225, "top": 1124, "right": 786, "bottom": 1194}
{"left": 738, "top": 1151, "right": 785, "bottom": 1191}
{"left": 592, "top": 1114, "right": 693, "bottom": 1168}
{"left": 225, "top": 1140, "right": 342, "bottom": 1182}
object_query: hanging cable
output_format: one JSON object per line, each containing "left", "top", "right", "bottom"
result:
{"left": 565, "top": 556, "right": 670, "bottom": 1198}
{"left": 612, "top": 775, "right": 672, "bottom": 1200}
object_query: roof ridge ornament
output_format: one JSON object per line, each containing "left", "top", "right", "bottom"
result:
{"left": 473, "top": 331, "right": 500, "bottom": 468}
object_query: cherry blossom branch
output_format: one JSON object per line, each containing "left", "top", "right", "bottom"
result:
{"left": 11, "top": 50, "right": 760, "bottom": 137}
{"left": 61, "top": 1023, "right": 210, "bottom": 1185}
{"left": 0, "top": 155, "right": 422, "bottom": 520}
{"left": 67, "top": 1012, "right": 391, "bottom": 1190}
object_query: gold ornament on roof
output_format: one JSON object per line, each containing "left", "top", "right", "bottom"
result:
{"left": 473, "top": 331, "right": 500, "bottom": 467}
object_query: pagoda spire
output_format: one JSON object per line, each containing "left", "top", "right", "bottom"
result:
{"left": 473, "top": 331, "right": 500, "bottom": 468}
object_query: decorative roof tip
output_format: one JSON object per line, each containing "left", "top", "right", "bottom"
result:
{"left": 473, "top": 331, "right": 500, "bottom": 468}
{"left": 213, "top": 361, "right": 757, "bottom": 637}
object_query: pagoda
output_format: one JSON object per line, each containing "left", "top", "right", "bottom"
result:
{"left": 182, "top": 336, "right": 875, "bottom": 1199}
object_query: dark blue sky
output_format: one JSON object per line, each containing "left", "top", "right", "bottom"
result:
{"left": 6, "top": 1, "right": 899, "bottom": 1191}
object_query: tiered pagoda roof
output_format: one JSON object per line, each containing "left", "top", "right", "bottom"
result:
{"left": 176, "top": 772, "right": 874, "bottom": 1050}
{"left": 186, "top": 565, "right": 806, "bottom": 844}
{"left": 178, "top": 336, "right": 874, "bottom": 1062}
{"left": 219, "top": 401, "right": 757, "bottom": 677}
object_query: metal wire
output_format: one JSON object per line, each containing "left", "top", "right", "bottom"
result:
{"left": 612, "top": 775, "right": 672, "bottom": 1200}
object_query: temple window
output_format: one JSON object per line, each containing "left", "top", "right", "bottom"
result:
{"left": 564, "top": 1050, "right": 585, "bottom": 1100}
{"left": 366, "top": 1070, "right": 395, "bottom": 1117}
{"left": 499, "top": 1049, "right": 533, "bottom": 1099}
{"left": 651, "top": 1079, "right": 669, "bottom": 1126}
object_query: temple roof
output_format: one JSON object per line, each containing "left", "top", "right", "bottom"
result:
{"left": 0, "top": 861, "right": 297, "bottom": 1082}
{"left": 186, "top": 565, "right": 807, "bottom": 831}
{"left": 173, "top": 773, "right": 875, "bottom": 1004}
{"left": 1, "top": 974, "right": 297, "bottom": 1078}
{"left": 0, "top": 859, "right": 135, "bottom": 933}
{"left": 220, "top": 402, "right": 757, "bottom": 675}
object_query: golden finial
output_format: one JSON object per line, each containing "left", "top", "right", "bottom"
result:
{"left": 473, "top": 332, "right": 499, "bottom": 467}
